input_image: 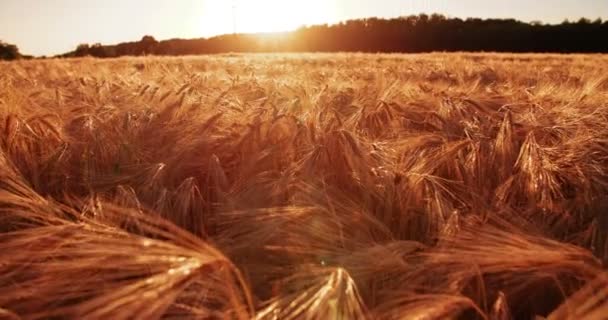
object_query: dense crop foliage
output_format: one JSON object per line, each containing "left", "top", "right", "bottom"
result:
{"left": 1, "top": 53, "right": 608, "bottom": 319}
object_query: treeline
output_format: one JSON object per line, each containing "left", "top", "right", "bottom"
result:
{"left": 3, "top": 15, "right": 608, "bottom": 60}
{"left": 59, "top": 15, "right": 608, "bottom": 57}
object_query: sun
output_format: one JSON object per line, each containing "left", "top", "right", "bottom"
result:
{"left": 201, "top": 0, "right": 335, "bottom": 36}
{"left": 237, "top": 0, "right": 328, "bottom": 33}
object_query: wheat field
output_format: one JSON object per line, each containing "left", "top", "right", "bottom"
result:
{"left": 1, "top": 53, "right": 608, "bottom": 319}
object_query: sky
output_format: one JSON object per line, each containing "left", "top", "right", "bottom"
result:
{"left": 0, "top": 0, "right": 606, "bottom": 56}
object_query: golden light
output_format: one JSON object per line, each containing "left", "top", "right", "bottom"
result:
{"left": 201, "top": 0, "right": 335, "bottom": 36}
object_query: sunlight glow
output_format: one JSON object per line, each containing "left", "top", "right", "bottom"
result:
{"left": 1, "top": 0, "right": 606, "bottom": 56}
{"left": 201, "top": 0, "right": 336, "bottom": 36}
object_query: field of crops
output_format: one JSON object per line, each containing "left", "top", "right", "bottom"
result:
{"left": 1, "top": 53, "right": 608, "bottom": 319}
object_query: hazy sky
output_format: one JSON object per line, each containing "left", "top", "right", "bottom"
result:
{"left": 1, "top": 0, "right": 606, "bottom": 56}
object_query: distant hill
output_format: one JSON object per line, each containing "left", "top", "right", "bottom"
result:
{"left": 58, "top": 15, "right": 608, "bottom": 58}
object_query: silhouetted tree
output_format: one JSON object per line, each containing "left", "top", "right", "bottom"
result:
{"left": 0, "top": 41, "right": 21, "bottom": 60}
{"left": 74, "top": 44, "right": 91, "bottom": 57}
{"left": 89, "top": 43, "right": 107, "bottom": 57}
{"left": 140, "top": 35, "right": 158, "bottom": 54}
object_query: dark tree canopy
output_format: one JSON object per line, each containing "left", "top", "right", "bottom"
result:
{"left": 0, "top": 41, "right": 21, "bottom": 60}
{"left": 59, "top": 15, "right": 608, "bottom": 58}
